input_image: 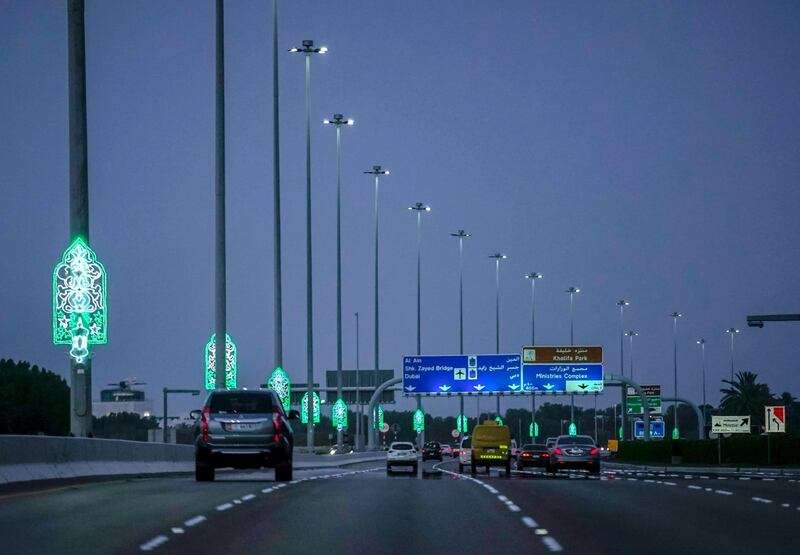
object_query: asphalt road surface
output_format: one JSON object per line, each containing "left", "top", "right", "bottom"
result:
{"left": 1, "top": 459, "right": 799, "bottom": 554}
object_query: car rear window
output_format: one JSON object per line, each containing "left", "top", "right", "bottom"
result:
{"left": 392, "top": 443, "right": 414, "bottom": 450}
{"left": 460, "top": 438, "right": 471, "bottom": 448}
{"left": 209, "top": 392, "right": 275, "bottom": 414}
{"left": 557, "top": 436, "right": 595, "bottom": 446}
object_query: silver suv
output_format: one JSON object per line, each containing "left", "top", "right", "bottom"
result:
{"left": 191, "top": 389, "right": 299, "bottom": 482}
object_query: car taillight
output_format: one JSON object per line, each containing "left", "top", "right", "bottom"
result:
{"left": 542, "top": 453, "right": 549, "bottom": 457}
{"left": 273, "top": 414, "right": 281, "bottom": 445}
{"left": 522, "top": 453, "right": 531, "bottom": 458}
{"left": 553, "top": 448, "right": 562, "bottom": 455}
{"left": 201, "top": 406, "right": 210, "bottom": 442}
{"left": 590, "top": 448, "right": 599, "bottom": 455}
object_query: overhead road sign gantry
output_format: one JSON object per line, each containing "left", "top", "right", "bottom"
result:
{"left": 402, "top": 354, "right": 522, "bottom": 395}
{"left": 711, "top": 415, "right": 751, "bottom": 434}
{"left": 521, "top": 346, "right": 603, "bottom": 393}
{"left": 765, "top": 406, "right": 785, "bottom": 433}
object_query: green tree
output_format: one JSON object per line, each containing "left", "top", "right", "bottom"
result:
{"left": 92, "top": 412, "right": 160, "bottom": 441}
{"left": 0, "top": 359, "right": 69, "bottom": 435}
{"left": 719, "top": 371, "right": 774, "bottom": 427}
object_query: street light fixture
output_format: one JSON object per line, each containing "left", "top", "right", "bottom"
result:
{"left": 451, "top": 230, "right": 470, "bottom": 437}
{"left": 365, "top": 165, "right": 389, "bottom": 450}
{"left": 324, "top": 113, "right": 354, "bottom": 450}
{"left": 565, "top": 286, "right": 580, "bottom": 429}
{"left": 669, "top": 312, "right": 682, "bottom": 439}
{"left": 697, "top": 338, "right": 707, "bottom": 436}
{"left": 289, "top": 39, "right": 327, "bottom": 451}
{"left": 489, "top": 253, "right": 507, "bottom": 419}
{"left": 617, "top": 299, "right": 629, "bottom": 439}
{"left": 524, "top": 272, "right": 543, "bottom": 438}
{"left": 724, "top": 328, "right": 740, "bottom": 382}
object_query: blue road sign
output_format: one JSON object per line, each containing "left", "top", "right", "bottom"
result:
{"left": 634, "top": 419, "right": 664, "bottom": 439}
{"left": 402, "top": 354, "right": 522, "bottom": 395}
{"left": 521, "top": 363, "right": 604, "bottom": 393}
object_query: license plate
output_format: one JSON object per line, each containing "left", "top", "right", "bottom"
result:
{"left": 486, "top": 449, "right": 496, "bottom": 454}
{"left": 227, "top": 423, "right": 257, "bottom": 431}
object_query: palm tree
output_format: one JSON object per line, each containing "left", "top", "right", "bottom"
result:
{"left": 719, "top": 371, "right": 774, "bottom": 427}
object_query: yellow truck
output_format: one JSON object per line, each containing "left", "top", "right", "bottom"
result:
{"left": 470, "top": 420, "right": 512, "bottom": 477}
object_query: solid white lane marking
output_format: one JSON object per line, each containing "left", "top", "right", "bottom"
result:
{"left": 242, "top": 494, "right": 256, "bottom": 501}
{"left": 140, "top": 535, "right": 169, "bottom": 552}
{"left": 171, "top": 528, "right": 184, "bottom": 534}
{"left": 715, "top": 490, "right": 733, "bottom": 496}
{"left": 216, "top": 502, "right": 233, "bottom": 511}
{"left": 752, "top": 497, "right": 773, "bottom": 504}
{"left": 542, "top": 537, "right": 564, "bottom": 552}
{"left": 522, "top": 516, "right": 538, "bottom": 528}
{"left": 184, "top": 515, "right": 206, "bottom": 527}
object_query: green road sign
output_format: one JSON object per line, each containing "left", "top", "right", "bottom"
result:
{"left": 53, "top": 238, "right": 108, "bottom": 362}
{"left": 626, "top": 385, "right": 662, "bottom": 414}
{"left": 267, "top": 367, "right": 291, "bottom": 411}
{"left": 204, "top": 333, "right": 237, "bottom": 390}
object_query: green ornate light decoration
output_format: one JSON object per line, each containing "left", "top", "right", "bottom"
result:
{"left": 331, "top": 399, "right": 348, "bottom": 430}
{"left": 372, "top": 406, "right": 384, "bottom": 430}
{"left": 568, "top": 422, "right": 577, "bottom": 436}
{"left": 204, "top": 333, "right": 237, "bottom": 390}
{"left": 494, "top": 416, "right": 504, "bottom": 426}
{"left": 301, "top": 392, "right": 321, "bottom": 424}
{"left": 457, "top": 415, "right": 469, "bottom": 434}
{"left": 52, "top": 238, "right": 107, "bottom": 360}
{"left": 529, "top": 421, "right": 539, "bottom": 438}
{"left": 413, "top": 409, "right": 425, "bottom": 432}
{"left": 267, "top": 367, "right": 291, "bottom": 411}
{"left": 672, "top": 426, "right": 680, "bottom": 440}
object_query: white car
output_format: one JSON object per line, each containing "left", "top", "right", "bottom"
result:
{"left": 458, "top": 435, "right": 472, "bottom": 473}
{"left": 386, "top": 442, "right": 418, "bottom": 474}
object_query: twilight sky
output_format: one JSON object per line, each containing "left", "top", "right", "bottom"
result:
{"left": 1, "top": 0, "right": 799, "bottom": 420}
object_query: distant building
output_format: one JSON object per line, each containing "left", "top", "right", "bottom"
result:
{"left": 93, "top": 380, "right": 153, "bottom": 417}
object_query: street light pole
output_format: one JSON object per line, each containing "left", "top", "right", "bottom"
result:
{"left": 410, "top": 202, "right": 431, "bottom": 447}
{"left": 451, "top": 230, "right": 470, "bottom": 436}
{"left": 489, "top": 253, "right": 507, "bottom": 419}
{"left": 617, "top": 300, "right": 629, "bottom": 439}
{"left": 670, "top": 312, "right": 682, "bottom": 439}
{"left": 271, "top": 0, "right": 283, "bottom": 372}
{"left": 289, "top": 39, "right": 327, "bottom": 451}
{"left": 725, "top": 328, "right": 740, "bottom": 383}
{"left": 355, "top": 312, "right": 361, "bottom": 450}
{"left": 324, "top": 114, "right": 354, "bottom": 449}
{"left": 365, "top": 165, "right": 389, "bottom": 450}
{"left": 214, "top": 0, "right": 227, "bottom": 391}
{"left": 525, "top": 272, "right": 543, "bottom": 440}
{"left": 697, "top": 338, "right": 707, "bottom": 437}
{"left": 565, "top": 287, "right": 580, "bottom": 429}
{"left": 625, "top": 331, "right": 638, "bottom": 380}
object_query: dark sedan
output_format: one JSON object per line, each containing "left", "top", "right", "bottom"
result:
{"left": 421, "top": 441, "right": 442, "bottom": 461}
{"left": 516, "top": 443, "right": 550, "bottom": 470}
{"left": 546, "top": 435, "right": 600, "bottom": 474}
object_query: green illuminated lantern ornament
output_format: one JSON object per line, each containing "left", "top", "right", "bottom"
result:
{"left": 619, "top": 426, "right": 623, "bottom": 440}
{"left": 52, "top": 238, "right": 108, "bottom": 362}
{"left": 373, "top": 406, "right": 384, "bottom": 430}
{"left": 457, "top": 415, "right": 469, "bottom": 434}
{"left": 672, "top": 426, "right": 680, "bottom": 440}
{"left": 204, "top": 333, "right": 237, "bottom": 390}
{"left": 267, "top": 367, "right": 291, "bottom": 412}
{"left": 494, "top": 416, "right": 504, "bottom": 426}
{"left": 413, "top": 409, "right": 425, "bottom": 432}
{"left": 301, "top": 392, "right": 321, "bottom": 424}
{"left": 569, "top": 422, "right": 577, "bottom": 436}
{"left": 529, "top": 422, "right": 539, "bottom": 438}
{"left": 331, "top": 399, "right": 348, "bottom": 430}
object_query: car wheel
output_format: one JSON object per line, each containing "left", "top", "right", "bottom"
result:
{"left": 505, "top": 460, "right": 512, "bottom": 478}
{"left": 195, "top": 460, "right": 214, "bottom": 482}
{"left": 470, "top": 463, "right": 476, "bottom": 476}
{"left": 275, "top": 462, "right": 293, "bottom": 482}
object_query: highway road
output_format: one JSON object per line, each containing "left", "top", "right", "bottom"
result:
{"left": 1, "top": 459, "right": 799, "bottom": 554}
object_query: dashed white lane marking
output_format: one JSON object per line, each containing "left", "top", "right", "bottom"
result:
{"left": 764, "top": 478, "right": 775, "bottom": 482}
{"left": 704, "top": 488, "right": 713, "bottom": 492}
{"left": 140, "top": 535, "right": 169, "bottom": 551}
{"left": 262, "top": 487, "right": 274, "bottom": 493}
{"left": 171, "top": 528, "right": 184, "bottom": 534}
{"left": 542, "top": 536, "right": 564, "bottom": 552}
{"left": 233, "top": 499, "right": 242, "bottom": 505}
{"left": 241, "top": 494, "right": 256, "bottom": 501}
{"left": 535, "top": 529, "right": 549, "bottom": 535}
{"left": 752, "top": 497, "right": 773, "bottom": 504}
{"left": 522, "top": 516, "right": 538, "bottom": 528}
{"left": 715, "top": 490, "right": 733, "bottom": 496}
{"left": 663, "top": 481, "right": 677, "bottom": 486}
{"left": 497, "top": 495, "right": 509, "bottom": 502}
{"left": 739, "top": 477, "right": 750, "bottom": 480}
{"left": 782, "top": 503, "right": 790, "bottom": 508}
{"left": 508, "top": 504, "right": 521, "bottom": 512}
{"left": 216, "top": 502, "right": 233, "bottom": 511}
{"left": 184, "top": 515, "right": 206, "bottom": 527}
{"left": 688, "top": 485, "right": 702, "bottom": 490}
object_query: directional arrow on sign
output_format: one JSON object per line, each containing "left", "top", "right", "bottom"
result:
{"left": 509, "top": 384, "right": 520, "bottom": 390}
{"left": 543, "top": 384, "right": 555, "bottom": 390}
{"left": 740, "top": 418, "right": 749, "bottom": 427}
{"left": 405, "top": 386, "right": 416, "bottom": 392}
{"left": 578, "top": 383, "right": 588, "bottom": 390}
{"left": 439, "top": 385, "right": 451, "bottom": 392}
{"left": 474, "top": 384, "right": 485, "bottom": 391}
